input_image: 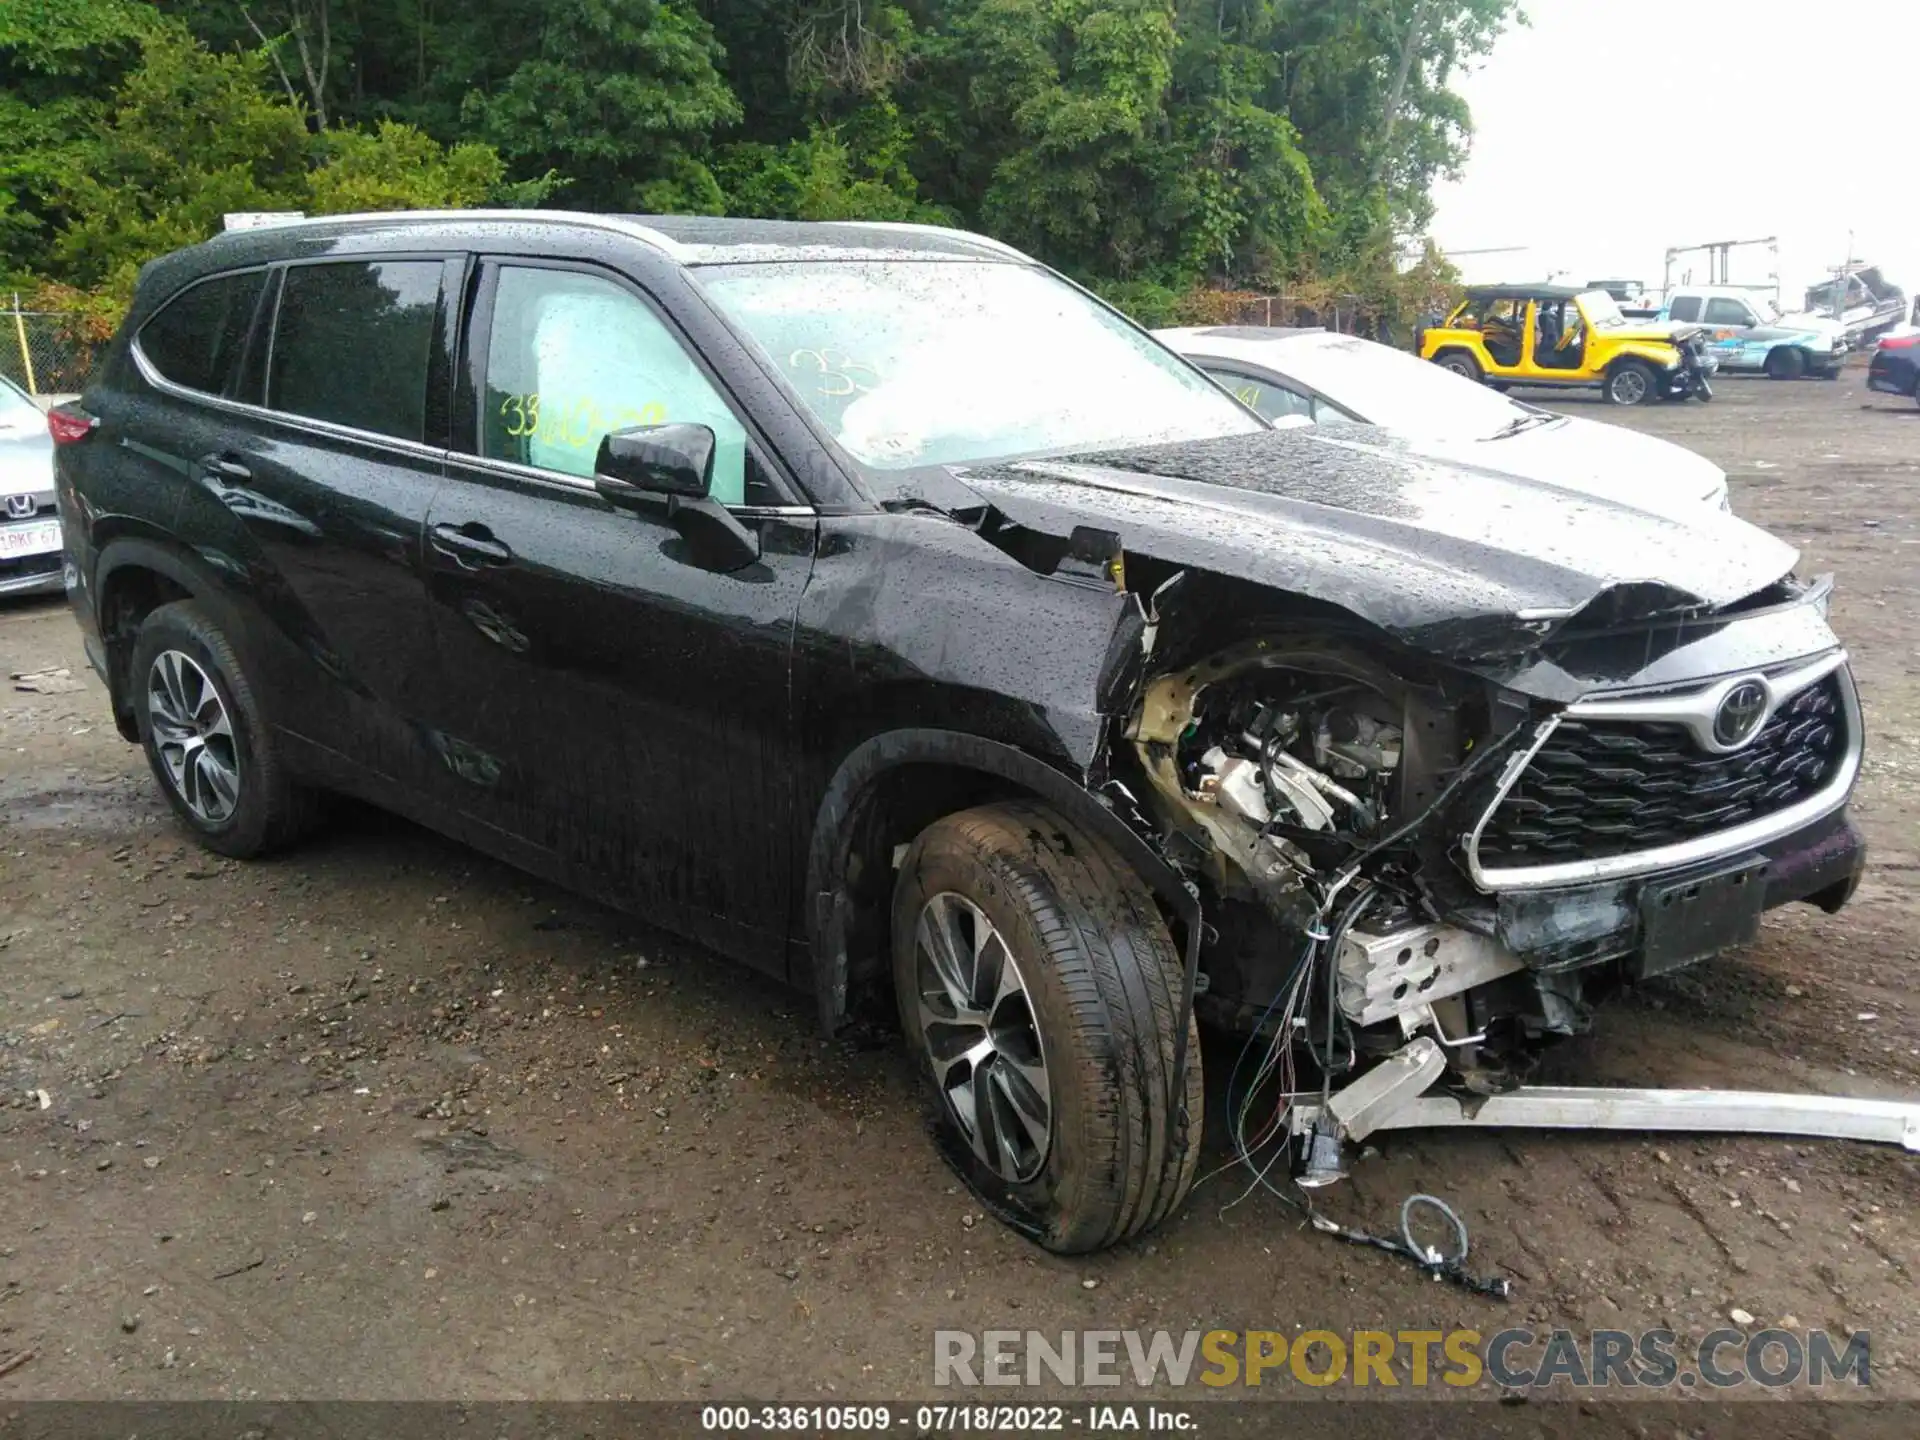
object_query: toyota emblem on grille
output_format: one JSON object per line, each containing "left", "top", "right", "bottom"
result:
{"left": 1713, "top": 680, "right": 1769, "bottom": 749}
{"left": 4, "top": 494, "right": 34, "bottom": 519}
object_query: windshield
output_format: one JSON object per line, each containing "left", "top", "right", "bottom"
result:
{"left": 0, "top": 377, "right": 39, "bottom": 427}
{"left": 1270, "top": 333, "right": 1536, "bottom": 437}
{"left": 1576, "top": 290, "right": 1629, "bottom": 329}
{"left": 694, "top": 261, "right": 1262, "bottom": 469}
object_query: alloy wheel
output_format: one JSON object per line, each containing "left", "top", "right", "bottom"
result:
{"left": 146, "top": 649, "right": 241, "bottom": 825}
{"left": 1611, "top": 369, "right": 1649, "bottom": 404}
{"left": 911, "top": 891, "right": 1054, "bottom": 1183}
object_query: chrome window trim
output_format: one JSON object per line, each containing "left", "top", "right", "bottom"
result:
{"left": 444, "top": 449, "right": 813, "bottom": 517}
{"left": 1465, "top": 652, "right": 1861, "bottom": 892}
{"left": 136, "top": 338, "right": 814, "bottom": 519}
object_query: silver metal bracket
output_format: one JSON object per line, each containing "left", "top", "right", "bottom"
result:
{"left": 1324, "top": 1036, "right": 1447, "bottom": 1143}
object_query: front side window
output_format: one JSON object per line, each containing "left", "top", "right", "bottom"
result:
{"left": 481, "top": 266, "right": 752, "bottom": 505}
{"left": 139, "top": 270, "right": 267, "bottom": 397}
{"left": 1703, "top": 297, "right": 1752, "bottom": 326}
{"left": 1668, "top": 295, "right": 1702, "bottom": 323}
{"left": 695, "top": 260, "right": 1260, "bottom": 470}
{"left": 269, "top": 260, "right": 440, "bottom": 442}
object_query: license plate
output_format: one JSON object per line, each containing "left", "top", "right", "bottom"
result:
{"left": 0, "top": 518, "right": 61, "bottom": 558}
{"left": 1637, "top": 858, "right": 1766, "bottom": 978}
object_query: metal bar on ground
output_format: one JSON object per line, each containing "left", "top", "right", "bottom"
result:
{"left": 1353, "top": 1086, "right": 1920, "bottom": 1151}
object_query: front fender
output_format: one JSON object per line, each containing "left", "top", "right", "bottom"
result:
{"left": 1607, "top": 341, "right": 1684, "bottom": 370}
{"left": 803, "top": 728, "right": 1194, "bottom": 1034}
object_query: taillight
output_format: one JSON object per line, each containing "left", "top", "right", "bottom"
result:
{"left": 1878, "top": 333, "right": 1920, "bottom": 351}
{"left": 47, "top": 404, "right": 98, "bottom": 445}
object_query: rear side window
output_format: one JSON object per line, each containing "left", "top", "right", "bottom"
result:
{"left": 138, "top": 270, "right": 267, "bottom": 396}
{"left": 269, "top": 260, "right": 441, "bottom": 442}
{"left": 1703, "top": 297, "right": 1750, "bottom": 326}
{"left": 1668, "top": 296, "right": 1702, "bottom": 323}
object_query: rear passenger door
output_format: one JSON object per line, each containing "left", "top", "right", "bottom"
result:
{"left": 168, "top": 254, "right": 460, "bottom": 798}
{"left": 418, "top": 258, "right": 816, "bottom": 971}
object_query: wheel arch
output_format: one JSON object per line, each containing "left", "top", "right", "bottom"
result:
{"left": 1429, "top": 342, "right": 1486, "bottom": 374}
{"left": 803, "top": 728, "right": 1195, "bottom": 1037}
{"left": 92, "top": 537, "right": 238, "bottom": 741}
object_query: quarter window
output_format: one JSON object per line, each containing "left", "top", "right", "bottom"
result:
{"left": 1668, "top": 296, "right": 1702, "bottom": 323}
{"left": 481, "top": 266, "right": 752, "bottom": 505}
{"left": 139, "top": 271, "right": 267, "bottom": 397}
{"left": 268, "top": 260, "right": 441, "bottom": 442}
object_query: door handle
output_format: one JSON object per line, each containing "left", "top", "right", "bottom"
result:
{"left": 430, "top": 522, "right": 513, "bottom": 569}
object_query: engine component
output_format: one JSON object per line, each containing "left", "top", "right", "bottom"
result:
{"left": 1203, "top": 747, "right": 1334, "bottom": 832}
{"left": 1336, "top": 921, "right": 1526, "bottom": 1028}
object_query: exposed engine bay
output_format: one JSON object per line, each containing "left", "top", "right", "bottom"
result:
{"left": 1126, "top": 637, "right": 1572, "bottom": 1111}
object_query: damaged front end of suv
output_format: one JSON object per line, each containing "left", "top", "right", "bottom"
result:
{"left": 950, "top": 425, "right": 1865, "bottom": 1162}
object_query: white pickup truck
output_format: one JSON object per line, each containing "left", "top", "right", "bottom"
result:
{"left": 1639, "top": 287, "right": 1850, "bottom": 380}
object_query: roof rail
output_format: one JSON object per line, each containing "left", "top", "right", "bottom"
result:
{"left": 821, "top": 219, "right": 1034, "bottom": 263}
{"left": 210, "top": 208, "right": 689, "bottom": 259}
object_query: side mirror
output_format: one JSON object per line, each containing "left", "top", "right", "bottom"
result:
{"left": 594, "top": 423, "right": 716, "bottom": 501}
{"left": 592, "top": 421, "right": 759, "bottom": 575}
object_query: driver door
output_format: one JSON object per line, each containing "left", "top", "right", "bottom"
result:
{"left": 418, "top": 258, "right": 818, "bottom": 971}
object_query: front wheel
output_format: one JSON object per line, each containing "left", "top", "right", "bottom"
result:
{"left": 891, "top": 801, "right": 1201, "bottom": 1254}
{"left": 1604, "top": 359, "right": 1657, "bottom": 405}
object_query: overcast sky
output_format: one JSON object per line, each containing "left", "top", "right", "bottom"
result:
{"left": 1429, "top": 0, "right": 1920, "bottom": 306}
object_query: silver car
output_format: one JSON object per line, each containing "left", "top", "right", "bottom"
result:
{"left": 1, "top": 374, "right": 62, "bottom": 597}
{"left": 1159, "top": 325, "right": 1732, "bottom": 516}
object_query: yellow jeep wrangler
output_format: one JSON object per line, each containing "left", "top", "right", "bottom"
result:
{"left": 1420, "top": 284, "right": 1717, "bottom": 405}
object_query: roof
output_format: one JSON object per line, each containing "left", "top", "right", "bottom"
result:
{"left": 1154, "top": 326, "right": 1341, "bottom": 366}
{"left": 1462, "top": 283, "right": 1583, "bottom": 301}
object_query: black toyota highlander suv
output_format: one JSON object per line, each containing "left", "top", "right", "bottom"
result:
{"left": 51, "top": 213, "right": 1866, "bottom": 1252}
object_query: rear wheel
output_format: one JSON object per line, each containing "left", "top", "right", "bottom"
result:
{"left": 1434, "top": 350, "right": 1483, "bottom": 384}
{"left": 129, "top": 601, "right": 320, "bottom": 858}
{"left": 891, "top": 801, "right": 1201, "bottom": 1254}
{"left": 1604, "top": 359, "right": 1656, "bottom": 405}
{"left": 1765, "top": 346, "right": 1806, "bottom": 380}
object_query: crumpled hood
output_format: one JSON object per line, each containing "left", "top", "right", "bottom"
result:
{"left": 956, "top": 428, "right": 1798, "bottom": 658}
{"left": 1398, "top": 415, "right": 1727, "bottom": 517}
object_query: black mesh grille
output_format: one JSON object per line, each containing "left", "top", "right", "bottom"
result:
{"left": 1474, "top": 675, "right": 1847, "bottom": 868}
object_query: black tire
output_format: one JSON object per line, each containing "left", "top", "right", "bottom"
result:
{"left": 1765, "top": 346, "right": 1806, "bottom": 381}
{"left": 129, "top": 600, "right": 321, "bottom": 858}
{"left": 891, "top": 801, "right": 1201, "bottom": 1254}
{"left": 1604, "top": 358, "right": 1657, "bottom": 405}
{"left": 1433, "top": 350, "right": 1483, "bottom": 384}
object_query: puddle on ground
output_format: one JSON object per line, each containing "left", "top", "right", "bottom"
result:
{"left": 0, "top": 776, "right": 162, "bottom": 833}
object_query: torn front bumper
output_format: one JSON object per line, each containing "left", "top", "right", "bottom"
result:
{"left": 1491, "top": 804, "right": 1866, "bottom": 977}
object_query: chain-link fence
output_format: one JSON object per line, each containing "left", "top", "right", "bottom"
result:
{"left": 3, "top": 297, "right": 104, "bottom": 399}
{"left": 1177, "top": 289, "right": 1419, "bottom": 347}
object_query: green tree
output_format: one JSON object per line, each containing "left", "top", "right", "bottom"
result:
{"left": 457, "top": 0, "right": 742, "bottom": 212}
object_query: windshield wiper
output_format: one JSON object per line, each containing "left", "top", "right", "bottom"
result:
{"left": 1488, "top": 411, "right": 1566, "bottom": 439}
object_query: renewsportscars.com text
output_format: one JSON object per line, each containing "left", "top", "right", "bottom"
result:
{"left": 932, "top": 1327, "right": 1870, "bottom": 1390}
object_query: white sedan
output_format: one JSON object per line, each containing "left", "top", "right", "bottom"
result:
{"left": 1158, "top": 325, "right": 1731, "bottom": 514}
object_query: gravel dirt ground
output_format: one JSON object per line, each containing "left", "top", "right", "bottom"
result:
{"left": 1, "top": 375, "right": 1915, "bottom": 1418}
